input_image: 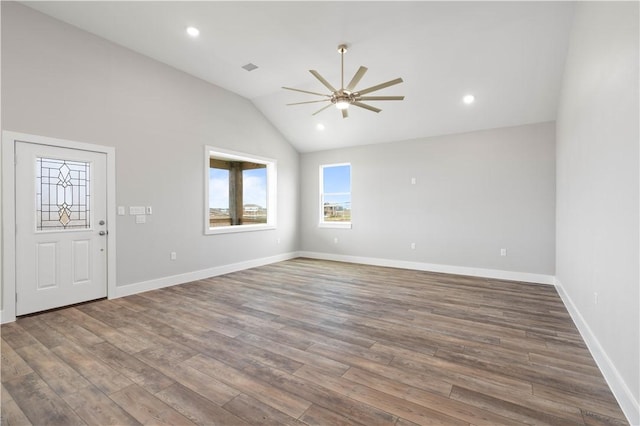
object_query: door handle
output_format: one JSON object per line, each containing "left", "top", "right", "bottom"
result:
{"left": 99, "top": 231, "right": 107, "bottom": 236}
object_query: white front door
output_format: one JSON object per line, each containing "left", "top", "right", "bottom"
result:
{"left": 15, "top": 141, "right": 108, "bottom": 315}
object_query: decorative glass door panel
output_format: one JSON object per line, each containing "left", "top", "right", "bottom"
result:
{"left": 36, "top": 157, "right": 91, "bottom": 231}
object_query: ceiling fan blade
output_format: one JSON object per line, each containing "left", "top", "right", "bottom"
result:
{"left": 352, "top": 102, "right": 382, "bottom": 113}
{"left": 356, "top": 78, "right": 403, "bottom": 96}
{"left": 312, "top": 103, "right": 333, "bottom": 116}
{"left": 358, "top": 96, "right": 405, "bottom": 101}
{"left": 282, "top": 87, "right": 330, "bottom": 97}
{"left": 342, "top": 109, "right": 349, "bottom": 119}
{"left": 345, "top": 66, "right": 368, "bottom": 92}
{"left": 286, "top": 100, "right": 331, "bottom": 106}
{"left": 309, "top": 70, "right": 337, "bottom": 93}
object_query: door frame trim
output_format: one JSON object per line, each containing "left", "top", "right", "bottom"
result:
{"left": 2, "top": 131, "right": 116, "bottom": 323}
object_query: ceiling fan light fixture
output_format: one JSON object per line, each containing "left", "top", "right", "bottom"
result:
{"left": 335, "top": 99, "right": 350, "bottom": 110}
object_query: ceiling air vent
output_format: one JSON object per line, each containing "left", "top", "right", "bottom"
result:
{"left": 241, "top": 63, "right": 259, "bottom": 72}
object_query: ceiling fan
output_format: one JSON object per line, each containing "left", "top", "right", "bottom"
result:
{"left": 283, "top": 44, "right": 404, "bottom": 119}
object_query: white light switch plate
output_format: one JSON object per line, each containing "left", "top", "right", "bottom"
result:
{"left": 135, "top": 215, "right": 146, "bottom": 224}
{"left": 117, "top": 206, "right": 125, "bottom": 216}
{"left": 130, "top": 206, "right": 145, "bottom": 215}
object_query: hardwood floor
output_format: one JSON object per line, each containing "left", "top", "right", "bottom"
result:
{"left": 1, "top": 258, "right": 628, "bottom": 425}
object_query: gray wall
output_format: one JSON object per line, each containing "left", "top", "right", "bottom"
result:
{"left": 300, "top": 122, "right": 556, "bottom": 276}
{"left": 556, "top": 1, "right": 639, "bottom": 418}
{"left": 1, "top": 3, "right": 299, "bottom": 292}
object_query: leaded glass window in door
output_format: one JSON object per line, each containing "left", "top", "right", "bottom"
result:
{"left": 36, "top": 157, "right": 91, "bottom": 230}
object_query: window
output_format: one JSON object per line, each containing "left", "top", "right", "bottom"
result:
{"left": 320, "top": 163, "right": 351, "bottom": 228}
{"left": 205, "top": 146, "right": 276, "bottom": 234}
{"left": 36, "top": 157, "right": 91, "bottom": 230}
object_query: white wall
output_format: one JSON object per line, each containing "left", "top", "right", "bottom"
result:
{"left": 556, "top": 2, "right": 639, "bottom": 423}
{"left": 1, "top": 3, "right": 299, "bottom": 303}
{"left": 300, "top": 122, "right": 556, "bottom": 280}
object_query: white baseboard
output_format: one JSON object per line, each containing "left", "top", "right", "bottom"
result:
{"left": 298, "top": 251, "right": 555, "bottom": 285}
{"left": 555, "top": 278, "right": 639, "bottom": 425}
{"left": 112, "top": 251, "right": 299, "bottom": 298}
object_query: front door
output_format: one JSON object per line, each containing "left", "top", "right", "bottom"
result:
{"left": 15, "top": 141, "right": 108, "bottom": 315}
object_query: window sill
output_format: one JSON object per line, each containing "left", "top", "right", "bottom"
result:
{"left": 318, "top": 222, "right": 352, "bottom": 229}
{"left": 206, "top": 224, "right": 276, "bottom": 235}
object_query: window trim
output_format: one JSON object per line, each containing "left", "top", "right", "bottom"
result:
{"left": 319, "top": 162, "right": 352, "bottom": 229}
{"left": 204, "top": 146, "right": 277, "bottom": 235}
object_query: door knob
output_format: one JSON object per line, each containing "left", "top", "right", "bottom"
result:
{"left": 99, "top": 231, "right": 107, "bottom": 236}
{"left": 99, "top": 220, "right": 105, "bottom": 225}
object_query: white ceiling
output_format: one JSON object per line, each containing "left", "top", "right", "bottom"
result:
{"left": 23, "top": 1, "right": 575, "bottom": 153}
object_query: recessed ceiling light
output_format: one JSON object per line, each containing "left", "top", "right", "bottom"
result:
{"left": 316, "top": 124, "right": 325, "bottom": 131}
{"left": 186, "top": 26, "right": 200, "bottom": 37}
{"left": 463, "top": 94, "right": 475, "bottom": 104}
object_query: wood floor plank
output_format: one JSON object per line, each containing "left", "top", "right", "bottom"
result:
{"left": 14, "top": 343, "right": 93, "bottom": 397}
{"left": 299, "top": 403, "right": 368, "bottom": 426}
{"left": 61, "top": 386, "right": 141, "bottom": 426}
{"left": 450, "top": 385, "right": 584, "bottom": 425}
{"left": 184, "top": 354, "right": 312, "bottom": 418}
{"left": 295, "top": 365, "right": 467, "bottom": 426}
{"left": 306, "top": 342, "right": 454, "bottom": 397}
{"left": 211, "top": 353, "right": 399, "bottom": 426}
{"left": 342, "top": 367, "right": 525, "bottom": 425}
{"left": 36, "top": 311, "right": 105, "bottom": 348}
{"left": 435, "top": 348, "right": 616, "bottom": 404}
{"left": 3, "top": 373, "right": 85, "bottom": 426}
{"left": 0, "top": 397, "right": 33, "bottom": 426}
{"left": 154, "top": 383, "right": 249, "bottom": 425}
{"left": 223, "top": 393, "right": 308, "bottom": 426}
{"left": 134, "top": 348, "right": 241, "bottom": 406}
{"left": 109, "top": 384, "right": 196, "bottom": 426}
{"left": 88, "top": 342, "right": 175, "bottom": 394}
{"left": 56, "top": 308, "right": 151, "bottom": 354}
{"left": 1, "top": 323, "right": 40, "bottom": 350}
{"left": 1, "top": 259, "right": 627, "bottom": 425}
{"left": 15, "top": 316, "right": 68, "bottom": 349}
{"left": 1, "top": 383, "right": 32, "bottom": 426}
{"left": 1, "top": 339, "right": 33, "bottom": 382}
{"left": 532, "top": 383, "right": 628, "bottom": 422}
{"left": 50, "top": 340, "right": 134, "bottom": 395}
{"left": 234, "top": 332, "right": 350, "bottom": 376}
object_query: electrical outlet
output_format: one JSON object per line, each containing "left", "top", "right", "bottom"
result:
{"left": 500, "top": 248, "right": 507, "bottom": 256}
{"left": 410, "top": 242, "right": 416, "bottom": 250}
{"left": 170, "top": 252, "right": 177, "bottom": 261}
{"left": 334, "top": 237, "right": 339, "bottom": 244}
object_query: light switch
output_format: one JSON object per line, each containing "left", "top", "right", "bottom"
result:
{"left": 117, "top": 206, "right": 125, "bottom": 216}
{"left": 146, "top": 206, "right": 153, "bottom": 215}
{"left": 135, "top": 215, "right": 146, "bottom": 224}
{"left": 130, "top": 206, "right": 145, "bottom": 215}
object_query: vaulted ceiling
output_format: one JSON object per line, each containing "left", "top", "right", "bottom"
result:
{"left": 23, "top": 1, "right": 575, "bottom": 152}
